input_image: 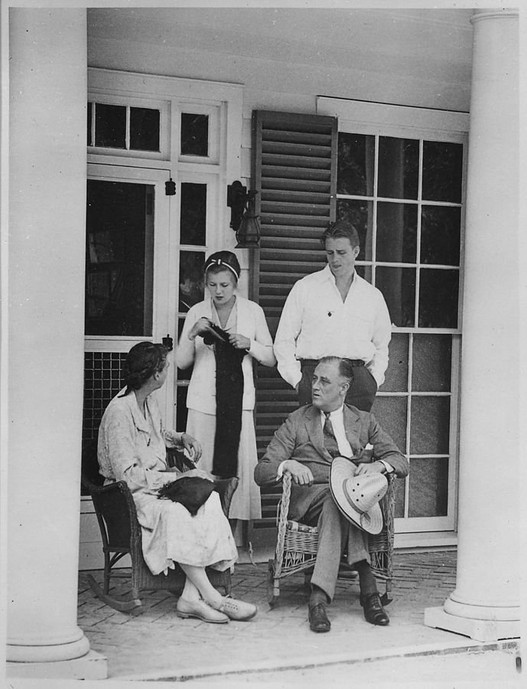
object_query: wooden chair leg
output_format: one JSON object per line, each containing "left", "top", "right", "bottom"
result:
{"left": 267, "top": 560, "right": 280, "bottom": 608}
{"left": 86, "top": 573, "right": 142, "bottom": 613}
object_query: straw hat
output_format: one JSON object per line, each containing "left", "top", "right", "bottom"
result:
{"left": 329, "top": 457, "right": 388, "bottom": 535}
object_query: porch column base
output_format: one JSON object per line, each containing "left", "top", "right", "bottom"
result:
{"left": 424, "top": 606, "right": 520, "bottom": 643}
{"left": 7, "top": 649, "right": 108, "bottom": 680}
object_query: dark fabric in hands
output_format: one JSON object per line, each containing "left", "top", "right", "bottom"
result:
{"left": 157, "top": 476, "right": 217, "bottom": 516}
{"left": 202, "top": 323, "right": 245, "bottom": 478}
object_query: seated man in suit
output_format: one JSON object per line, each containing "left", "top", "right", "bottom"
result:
{"left": 254, "top": 356, "right": 408, "bottom": 633}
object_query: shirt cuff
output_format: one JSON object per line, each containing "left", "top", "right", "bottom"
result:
{"left": 277, "top": 461, "right": 288, "bottom": 479}
{"left": 379, "top": 459, "right": 394, "bottom": 474}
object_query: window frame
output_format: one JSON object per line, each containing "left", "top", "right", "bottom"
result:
{"left": 318, "top": 97, "right": 468, "bottom": 537}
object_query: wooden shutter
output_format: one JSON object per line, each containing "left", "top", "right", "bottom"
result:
{"left": 249, "top": 110, "right": 337, "bottom": 543}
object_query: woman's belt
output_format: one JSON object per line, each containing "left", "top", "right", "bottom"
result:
{"left": 300, "top": 358, "right": 365, "bottom": 367}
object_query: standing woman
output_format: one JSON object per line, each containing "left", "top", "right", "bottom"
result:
{"left": 177, "top": 251, "right": 276, "bottom": 524}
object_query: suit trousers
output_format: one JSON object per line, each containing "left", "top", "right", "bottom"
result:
{"left": 292, "top": 484, "right": 370, "bottom": 602}
{"left": 298, "top": 360, "right": 378, "bottom": 412}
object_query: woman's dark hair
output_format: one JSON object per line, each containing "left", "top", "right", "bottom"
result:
{"left": 321, "top": 220, "right": 360, "bottom": 249}
{"left": 121, "top": 342, "right": 168, "bottom": 395}
{"left": 204, "top": 251, "right": 240, "bottom": 283}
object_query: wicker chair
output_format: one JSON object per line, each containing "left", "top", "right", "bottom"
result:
{"left": 81, "top": 444, "right": 238, "bottom": 613}
{"left": 267, "top": 471, "right": 395, "bottom": 608}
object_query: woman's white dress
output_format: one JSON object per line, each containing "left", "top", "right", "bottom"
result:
{"left": 97, "top": 389, "right": 237, "bottom": 576}
{"left": 177, "top": 296, "right": 276, "bottom": 521}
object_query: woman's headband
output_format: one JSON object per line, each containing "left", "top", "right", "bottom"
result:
{"left": 204, "top": 257, "right": 240, "bottom": 280}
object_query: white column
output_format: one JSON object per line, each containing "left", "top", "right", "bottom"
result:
{"left": 7, "top": 9, "right": 107, "bottom": 678}
{"left": 424, "top": 9, "right": 520, "bottom": 641}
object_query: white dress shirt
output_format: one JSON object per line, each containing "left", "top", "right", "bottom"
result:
{"left": 274, "top": 266, "right": 392, "bottom": 389}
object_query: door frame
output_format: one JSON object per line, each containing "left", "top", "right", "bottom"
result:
{"left": 85, "top": 162, "right": 176, "bottom": 421}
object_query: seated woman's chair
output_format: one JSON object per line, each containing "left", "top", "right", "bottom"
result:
{"left": 81, "top": 442, "right": 238, "bottom": 613}
{"left": 267, "top": 471, "right": 395, "bottom": 608}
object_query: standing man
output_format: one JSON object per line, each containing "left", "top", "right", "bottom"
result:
{"left": 274, "top": 220, "right": 391, "bottom": 411}
{"left": 254, "top": 357, "right": 408, "bottom": 632}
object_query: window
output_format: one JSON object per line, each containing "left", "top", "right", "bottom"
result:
{"left": 320, "top": 97, "right": 468, "bottom": 534}
{"left": 85, "top": 179, "right": 154, "bottom": 337}
{"left": 88, "top": 101, "right": 162, "bottom": 153}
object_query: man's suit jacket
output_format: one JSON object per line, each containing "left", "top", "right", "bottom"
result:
{"left": 254, "top": 404, "right": 408, "bottom": 520}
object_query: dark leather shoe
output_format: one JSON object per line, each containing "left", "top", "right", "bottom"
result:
{"left": 360, "top": 592, "right": 389, "bottom": 626}
{"left": 308, "top": 603, "right": 331, "bottom": 633}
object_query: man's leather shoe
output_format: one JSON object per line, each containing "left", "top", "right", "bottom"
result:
{"left": 360, "top": 592, "right": 389, "bottom": 626}
{"left": 308, "top": 603, "right": 331, "bottom": 633}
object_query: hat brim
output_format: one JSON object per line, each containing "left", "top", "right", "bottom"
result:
{"left": 329, "top": 457, "right": 384, "bottom": 535}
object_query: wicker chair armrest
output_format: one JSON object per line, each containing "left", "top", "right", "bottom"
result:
{"left": 277, "top": 472, "right": 292, "bottom": 526}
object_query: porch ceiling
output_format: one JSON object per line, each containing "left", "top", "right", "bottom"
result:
{"left": 87, "top": 7, "right": 473, "bottom": 86}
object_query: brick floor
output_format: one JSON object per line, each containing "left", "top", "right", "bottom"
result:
{"left": 77, "top": 549, "right": 504, "bottom": 681}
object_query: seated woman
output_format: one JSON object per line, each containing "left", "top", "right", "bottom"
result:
{"left": 97, "top": 341, "right": 257, "bottom": 624}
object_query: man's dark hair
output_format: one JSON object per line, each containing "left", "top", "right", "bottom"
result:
{"left": 321, "top": 220, "right": 360, "bottom": 249}
{"left": 318, "top": 355, "right": 355, "bottom": 385}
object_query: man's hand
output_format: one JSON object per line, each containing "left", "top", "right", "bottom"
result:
{"left": 181, "top": 433, "right": 202, "bottom": 463}
{"left": 283, "top": 460, "right": 314, "bottom": 486}
{"left": 354, "top": 460, "right": 385, "bottom": 476}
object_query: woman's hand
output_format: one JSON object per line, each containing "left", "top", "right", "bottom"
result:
{"left": 181, "top": 432, "right": 202, "bottom": 463}
{"left": 228, "top": 332, "right": 250, "bottom": 350}
{"left": 188, "top": 317, "right": 213, "bottom": 341}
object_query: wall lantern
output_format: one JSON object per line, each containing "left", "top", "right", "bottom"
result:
{"left": 227, "top": 181, "right": 261, "bottom": 248}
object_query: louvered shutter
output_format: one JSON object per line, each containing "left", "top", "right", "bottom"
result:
{"left": 249, "top": 110, "right": 337, "bottom": 544}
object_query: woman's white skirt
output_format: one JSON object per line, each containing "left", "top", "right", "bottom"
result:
{"left": 134, "top": 490, "right": 238, "bottom": 576}
{"left": 186, "top": 409, "right": 262, "bottom": 520}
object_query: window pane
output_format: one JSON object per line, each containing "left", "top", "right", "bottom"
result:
{"left": 179, "top": 251, "right": 205, "bottom": 312}
{"left": 377, "top": 202, "right": 417, "bottom": 263}
{"left": 383, "top": 333, "right": 409, "bottom": 392}
{"left": 418, "top": 268, "right": 459, "bottom": 328}
{"left": 336, "top": 199, "right": 373, "bottom": 260}
{"left": 177, "top": 318, "right": 193, "bottom": 381}
{"left": 337, "top": 133, "right": 375, "bottom": 196}
{"left": 95, "top": 103, "right": 126, "bottom": 149}
{"left": 87, "top": 102, "right": 93, "bottom": 146}
{"left": 85, "top": 180, "right": 153, "bottom": 336}
{"left": 180, "top": 183, "right": 207, "bottom": 245}
{"left": 378, "top": 137, "right": 418, "bottom": 200}
{"left": 376, "top": 266, "right": 416, "bottom": 327}
{"left": 181, "top": 113, "right": 209, "bottom": 156}
{"left": 413, "top": 335, "right": 452, "bottom": 392}
{"left": 410, "top": 397, "right": 450, "bottom": 454}
{"left": 409, "top": 458, "right": 448, "bottom": 517}
{"left": 370, "top": 396, "right": 407, "bottom": 451}
{"left": 422, "top": 141, "right": 463, "bottom": 203}
{"left": 176, "top": 385, "right": 189, "bottom": 431}
{"left": 130, "top": 107, "right": 160, "bottom": 151}
{"left": 421, "top": 206, "right": 461, "bottom": 266}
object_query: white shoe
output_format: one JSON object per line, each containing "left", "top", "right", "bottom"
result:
{"left": 176, "top": 597, "right": 229, "bottom": 624}
{"left": 214, "top": 596, "right": 258, "bottom": 621}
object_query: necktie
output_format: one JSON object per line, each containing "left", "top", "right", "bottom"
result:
{"left": 323, "top": 412, "right": 340, "bottom": 459}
